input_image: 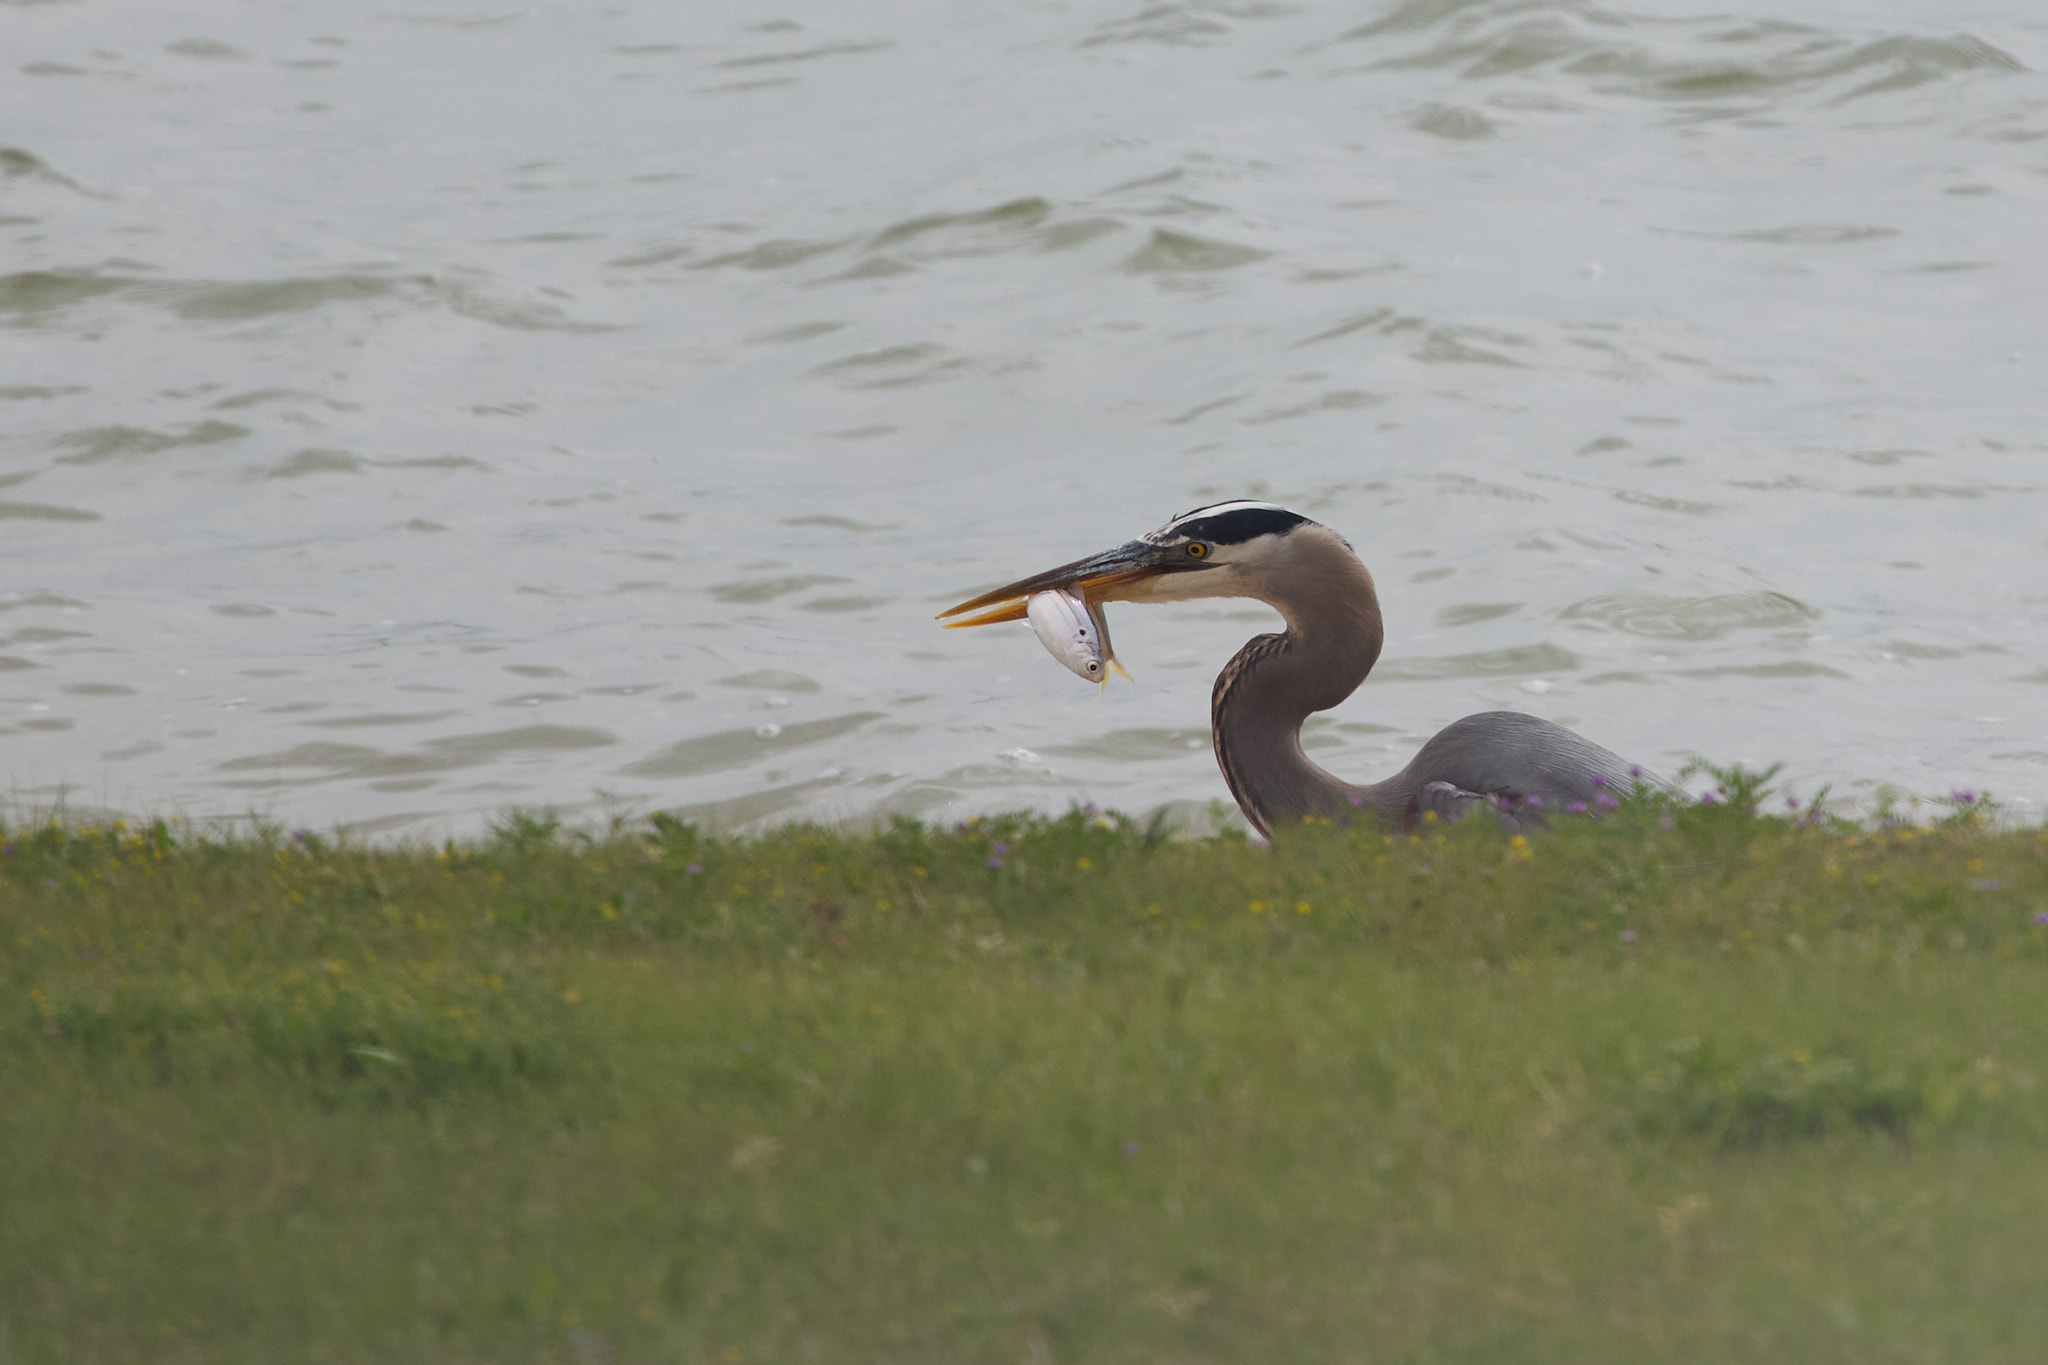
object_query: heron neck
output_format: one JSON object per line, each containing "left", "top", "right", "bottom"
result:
{"left": 1211, "top": 532, "right": 1391, "bottom": 836}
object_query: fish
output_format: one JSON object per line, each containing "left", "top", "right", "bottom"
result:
{"left": 1025, "top": 588, "right": 1130, "bottom": 688}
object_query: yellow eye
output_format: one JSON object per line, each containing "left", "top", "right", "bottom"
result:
{"left": 1186, "top": 542, "right": 1207, "bottom": 559}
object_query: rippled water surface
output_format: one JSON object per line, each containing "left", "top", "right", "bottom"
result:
{"left": 5, "top": 0, "right": 2047, "bottom": 835}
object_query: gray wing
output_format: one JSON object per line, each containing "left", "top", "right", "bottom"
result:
{"left": 1392, "top": 711, "right": 1663, "bottom": 828}
{"left": 1414, "top": 780, "right": 1530, "bottom": 834}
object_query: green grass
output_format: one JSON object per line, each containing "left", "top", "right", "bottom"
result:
{"left": 6, "top": 790, "right": 2048, "bottom": 1363}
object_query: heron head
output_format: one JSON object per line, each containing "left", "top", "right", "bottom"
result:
{"left": 938, "top": 500, "right": 1322, "bottom": 626}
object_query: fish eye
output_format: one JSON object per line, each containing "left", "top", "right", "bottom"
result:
{"left": 1186, "top": 542, "right": 1208, "bottom": 559}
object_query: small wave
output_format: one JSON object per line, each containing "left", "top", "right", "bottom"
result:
{"left": 1657, "top": 224, "right": 1896, "bottom": 245}
{"left": 1412, "top": 325, "right": 1531, "bottom": 366}
{"left": 1677, "top": 661, "right": 1851, "bottom": 681}
{"left": 1241, "top": 388, "right": 1387, "bottom": 424}
{"left": 159, "top": 275, "right": 400, "bottom": 320}
{"left": 611, "top": 198, "right": 1127, "bottom": 285}
{"left": 1850, "top": 482, "right": 2030, "bottom": 500}
{"left": 1373, "top": 642, "right": 1579, "bottom": 682}
{"left": 0, "top": 593, "right": 89, "bottom": 612}
{"left": 165, "top": 37, "right": 248, "bottom": 61}
{"left": 1410, "top": 102, "right": 1499, "bottom": 138}
{"left": 52, "top": 420, "right": 249, "bottom": 466}
{"left": 0, "top": 626, "right": 89, "bottom": 646}
{"left": 782, "top": 514, "right": 893, "bottom": 532}
{"left": 0, "top": 385, "right": 86, "bottom": 401}
{"left": 716, "top": 670, "right": 824, "bottom": 693}
{"left": 714, "top": 39, "right": 890, "bottom": 69}
{"left": 1435, "top": 602, "right": 1524, "bottom": 627}
{"left": 214, "top": 725, "right": 617, "bottom": 787}
{"left": 1871, "top": 641, "right": 1967, "bottom": 662}
{"left": 850, "top": 199, "right": 1123, "bottom": 269}
{"left": 305, "top": 710, "right": 466, "bottom": 730}
{"left": 805, "top": 342, "right": 1015, "bottom": 390}
{"left": 1335, "top": 2, "right": 2023, "bottom": 109}
{"left": 617, "top": 712, "right": 883, "bottom": 780}
{"left": 708, "top": 574, "right": 853, "bottom": 604}
{"left": 1121, "top": 229, "right": 1268, "bottom": 273}
{"left": 796, "top": 595, "right": 894, "bottom": 614}
{"left": 652, "top": 773, "right": 858, "bottom": 833}
{"left": 1427, "top": 473, "right": 1543, "bottom": 501}
{"left": 870, "top": 197, "right": 1051, "bottom": 252}
{"left": 1041, "top": 728, "right": 1212, "bottom": 762}
{"left": 411, "top": 725, "right": 615, "bottom": 760}
{"left": 1613, "top": 489, "right": 1718, "bottom": 516}
{"left": 0, "top": 500, "right": 100, "bottom": 523}
{"left": 251, "top": 449, "right": 365, "bottom": 479}
{"left": 747, "top": 321, "right": 847, "bottom": 345}
{"left": 1081, "top": 2, "right": 1297, "bottom": 50}
{"left": 687, "top": 238, "right": 852, "bottom": 271}
{"left": 0, "top": 268, "right": 618, "bottom": 333}
{"left": 1294, "top": 307, "right": 1402, "bottom": 347}
{"left": 0, "top": 270, "right": 128, "bottom": 320}
{"left": 1561, "top": 590, "right": 1817, "bottom": 641}
{"left": 0, "top": 147, "right": 98, "bottom": 196}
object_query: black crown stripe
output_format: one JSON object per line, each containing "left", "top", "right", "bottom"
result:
{"left": 1161, "top": 504, "right": 1309, "bottom": 546}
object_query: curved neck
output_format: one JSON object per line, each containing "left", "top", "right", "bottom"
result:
{"left": 1210, "top": 527, "right": 1391, "bottom": 836}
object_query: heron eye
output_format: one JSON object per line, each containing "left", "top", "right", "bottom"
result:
{"left": 1186, "top": 542, "right": 1208, "bottom": 559}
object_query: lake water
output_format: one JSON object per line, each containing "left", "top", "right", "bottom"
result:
{"left": 4, "top": 0, "right": 2047, "bottom": 838}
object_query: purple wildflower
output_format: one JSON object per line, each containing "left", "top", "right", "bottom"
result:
{"left": 1524, "top": 795, "right": 1543, "bottom": 809}
{"left": 291, "top": 829, "right": 306, "bottom": 843}
{"left": 985, "top": 856, "right": 1004, "bottom": 870}
{"left": 1121, "top": 1140, "right": 1140, "bottom": 1157}
{"left": 1951, "top": 790, "right": 1978, "bottom": 806}
{"left": 2035, "top": 911, "right": 2048, "bottom": 928}
{"left": 1595, "top": 793, "right": 1620, "bottom": 811}
{"left": 1568, "top": 801, "right": 1587, "bottom": 815}
{"left": 1786, "top": 795, "right": 1800, "bottom": 809}
{"left": 1346, "top": 792, "right": 1364, "bottom": 807}
{"left": 991, "top": 842, "right": 1009, "bottom": 856}
{"left": 1629, "top": 764, "right": 1642, "bottom": 778}
{"left": 1081, "top": 802, "right": 1099, "bottom": 818}
{"left": 1698, "top": 791, "right": 1717, "bottom": 806}
{"left": 1620, "top": 929, "right": 1637, "bottom": 944}
{"left": 1590, "top": 772, "right": 1607, "bottom": 788}
{"left": 685, "top": 863, "right": 703, "bottom": 876}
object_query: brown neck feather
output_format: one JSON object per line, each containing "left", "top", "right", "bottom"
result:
{"left": 1209, "top": 526, "right": 1388, "bottom": 837}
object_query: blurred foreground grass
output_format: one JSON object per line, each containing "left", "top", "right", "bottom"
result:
{"left": 6, "top": 790, "right": 2048, "bottom": 1363}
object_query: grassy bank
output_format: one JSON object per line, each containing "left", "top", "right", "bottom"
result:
{"left": 6, "top": 790, "right": 2048, "bottom": 1363}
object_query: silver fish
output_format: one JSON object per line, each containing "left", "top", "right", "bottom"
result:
{"left": 1025, "top": 588, "right": 1130, "bottom": 688}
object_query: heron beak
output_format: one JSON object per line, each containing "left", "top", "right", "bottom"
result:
{"left": 936, "top": 539, "right": 1177, "bottom": 628}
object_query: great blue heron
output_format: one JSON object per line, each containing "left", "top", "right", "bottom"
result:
{"left": 938, "top": 500, "right": 1660, "bottom": 838}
